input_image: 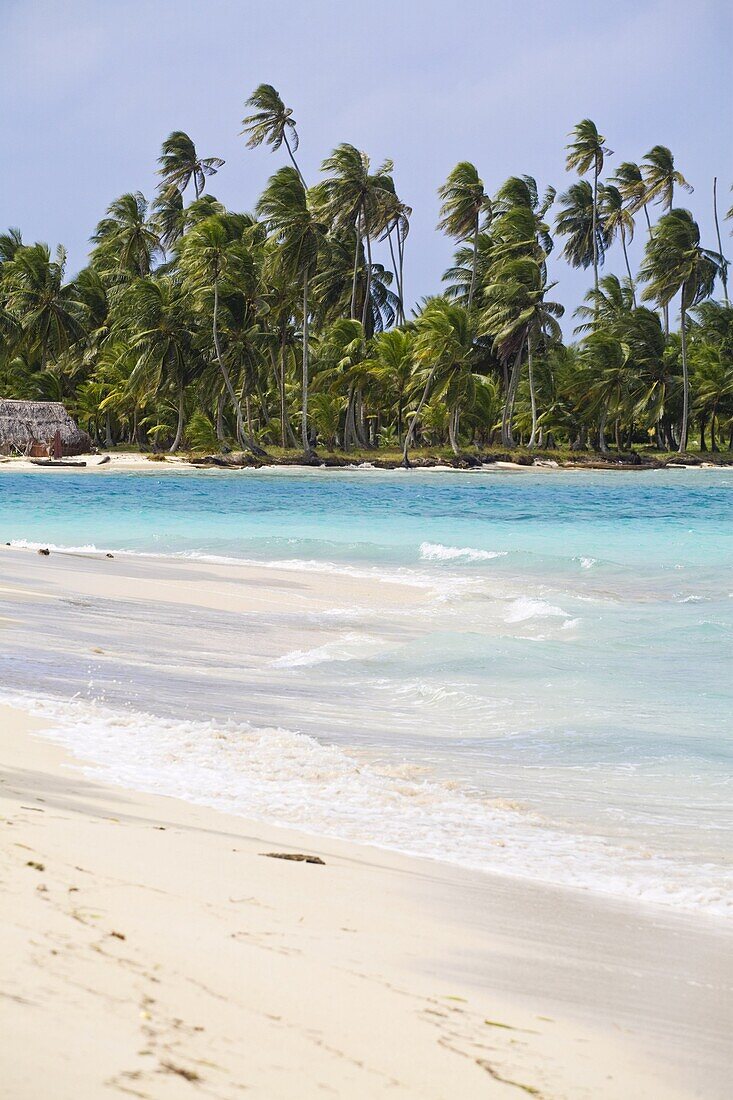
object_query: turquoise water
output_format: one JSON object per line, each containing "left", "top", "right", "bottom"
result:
{"left": 1, "top": 466, "right": 732, "bottom": 915}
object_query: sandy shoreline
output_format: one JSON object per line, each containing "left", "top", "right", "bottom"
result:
{"left": 0, "top": 548, "right": 731, "bottom": 1096}
{"left": 4, "top": 700, "right": 732, "bottom": 1099}
{"left": 1, "top": 449, "right": 730, "bottom": 474}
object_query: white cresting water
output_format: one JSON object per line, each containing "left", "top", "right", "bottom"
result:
{"left": 1, "top": 467, "right": 731, "bottom": 918}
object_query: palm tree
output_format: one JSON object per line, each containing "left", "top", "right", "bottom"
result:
{"left": 480, "top": 257, "right": 563, "bottom": 446}
{"left": 556, "top": 180, "right": 609, "bottom": 280}
{"left": 581, "top": 332, "right": 632, "bottom": 452}
{"left": 437, "top": 163, "right": 490, "bottom": 310}
{"left": 402, "top": 298, "right": 473, "bottom": 464}
{"left": 641, "top": 147, "right": 693, "bottom": 337}
{"left": 364, "top": 328, "right": 413, "bottom": 444}
{"left": 115, "top": 277, "right": 198, "bottom": 452}
{"left": 158, "top": 132, "right": 224, "bottom": 201}
{"left": 612, "top": 162, "right": 652, "bottom": 230}
{"left": 601, "top": 185, "right": 637, "bottom": 304}
{"left": 316, "top": 144, "right": 396, "bottom": 326}
{"left": 257, "top": 167, "right": 325, "bottom": 453}
{"left": 241, "top": 84, "right": 304, "bottom": 183}
{"left": 640, "top": 209, "right": 722, "bottom": 451}
{"left": 642, "top": 146, "right": 692, "bottom": 213}
{"left": 91, "top": 193, "right": 163, "bottom": 277}
{"left": 566, "top": 120, "right": 611, "bottom": 293}
{"left": 712, "top": 178, "right": 729, "bottom": 306}
{"left": 178, "top": 214, "right": 261, "bottom": 451}
{"left": 4, "top": 244, "right": 87, "bottom": 370}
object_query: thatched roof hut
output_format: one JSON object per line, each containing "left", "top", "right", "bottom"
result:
{"left": 0, "top": 399, "right": 92, "bottom": 457}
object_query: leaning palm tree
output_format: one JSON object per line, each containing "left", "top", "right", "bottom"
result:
{"left": 641, "top": 147, "right": 693, "bottom": 335}
{"left": 437, "top": 163, "right": 490, "bottom": 311}
{"left": 241, "top": 84, "right": 304, "bottom": 183}
{"left": 612, "top": 162, "right": 652, "bottom": 230}
{"left": 91, "top": 192, "right": 163, "bottom": 278}
{"left": 116, "top": 277, "right": 198, "bottom": 452}
{"left": 178, "top": 214, "right": 261, "bottom": 452}
{"left": 602, "top": 185, "right": 637, "bottom": 303}
{"left": 556, "top": 180, "right": 609, "bottom": 280}
{"left": 640, "top": 209, "right": 722, "bottom": 452}
{"left": 257, "top": 167, "right": 325, "bottom": 454}
{"left": 316, "top": 144, "right": 395, "bottom": 326}
{"left": 565, "top": 119, "right": 611, "bottom": 293}
{"left": 158, "top": 131, "right": 224, "bottom": 201}
{"left": 480, "top": 256, "right": 563, "bottom": 446}
{"left": 402, "top": 298, "right": 474, "bottom": 464}
{"left": 4, "top": 243, "right": 87, "bottom": 370}
{"left": 642, "top": 146, "right": 692, "bottom": 213}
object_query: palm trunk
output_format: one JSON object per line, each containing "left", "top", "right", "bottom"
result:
{"left": 350, "top": 208, "right": 362, "bottom": 321}
{"left": 448, "top": 406, "right": 460, "bottom": 456}
{"left": 679, "top": 296, "right": 689, "bottom": 453}
{"left": 598, "top": 403, "right": 609, "bottom": 453}
{"left": 361, "top": 228, "right": 373, "bottom": 330}
{"left": 402, "top": 363, "right": 440, "bottom": 466}
{"left": 213, "top": 280, "right": 246, "bottom": 445}
{"left": 216, "top": 393, "right": 226, "bottom": 442}
{"left": 343, "top": 388, "right": 358, "bottom": 451}
{"left": 620, "top": 225, "right": 636, "bottom": 306}
{"left": 302, "top": 269, "right": 312, "bottom": 454}
{"left": 592, "top": 154, "right": 599, "bottom": 297}
{"left": 283, "top": 134, "right": 305, "bottom": 188}
{"left": 386, "top": 224, "right": 404, "bottom": 325}
{"left": 501, "top": 343, "right": 524, "bottom": 447}
{"left": 528, "top": 340, "right": 538, "bottom": 448}
{"left": 713, "top": 177, "right": 729, "bottom": 306}
{"left": 169, "top": 382, "right": 185, "bottom": 453}
{"left": 105, "top": 412, "right": 113, "bottom": 449}
{"left": 468, "top": 216, "right": 479, "bottom": 311}
{"left": 397, "top": 231, "right": 406, "bottom": 324}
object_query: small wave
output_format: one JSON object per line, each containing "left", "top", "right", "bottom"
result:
{"left": 5, "top": 689, "right": 730, "bottom": 918}
{"left": 503, "top": 597, "right": 569, "bottom": 623}
{"left": 9, "top": 539, "right": 103, "bottom": 554}
{"left": 576, "top": 556, "right": 597, "bottom": 570}
{"left": 420, "top": 541, "right": 507, "bottom": 563}
{"left": 272, "top": 633, "right": 385, "bottom": 668}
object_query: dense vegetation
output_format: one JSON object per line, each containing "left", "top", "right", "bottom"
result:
{"left": 1, "top": 88, "right": 732, "bottom": 460}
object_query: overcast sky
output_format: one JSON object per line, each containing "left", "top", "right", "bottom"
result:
{"left": 1, "top": 0, "right": 731, "bottom": 331}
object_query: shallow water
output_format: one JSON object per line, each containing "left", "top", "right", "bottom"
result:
{"left": 1, "top": 466, "right": 732, "bottom": 916}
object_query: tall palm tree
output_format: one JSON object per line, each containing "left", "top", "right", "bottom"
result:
{"left": 481, "top": 256, "right": 563, "bottom": 446}
{"left": 641, "top": 146, "right": 693, "bottom": 337}
{"left": 566, "top": 119, "right": 611, "bottom": 293}
{"left": 612, "top": 162, "right": 652, "bottom": 230}
{"left": 178, "top": 214, "right": 261, "bottom": 451}
{"left": 116, "top": 277, "right": 198, "bottom": 452}
{"left": 91, "top": 193, "right": 163, "bottom": 277}
{"left": 642, "top": 146, "right": 692, "bottom": 213}
{"left": 556, "top": 180, "right": 609, "bottom": 278}
{"left": 316, "top": 145, "right": 395, "bottom": 326}
{"left": 363, "top": 328, "right": 414, "bottom": 444}
{"left": 640, "top": 209, "right": 722, "bottom": 451}
{"left": 601, "top": 184, "right": 637, "bottom": 304}
{"left": 257, "top": 167, "right": 325, "bottom": 453}
{"left": 402, "top": 298, "right": 474, "bottom": 464}
{"left": 712, "top": 178, "right": 729, "bottom": 306}
{"left": 241, "top": 84, "right": 304, "bottom": 183}
{"left": 4, "top": 244, "right": 87, "bottom": 370}
{"left": 437, "top": 163, "right": 490, "bottom": 311}
{"left": 158, "top": 132, "right": 224, "bottom": 201}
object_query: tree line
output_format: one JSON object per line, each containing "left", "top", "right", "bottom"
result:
{"left": 1, "top": 86, "right": 731, "bottom": 459}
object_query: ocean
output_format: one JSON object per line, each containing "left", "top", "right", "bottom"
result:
{"left": 1, "top": 465, "right": 731, "bottom": 917}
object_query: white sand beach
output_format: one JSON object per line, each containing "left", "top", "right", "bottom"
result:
{"left": 1, "top": 547, "right": 731, "bottom": 1098}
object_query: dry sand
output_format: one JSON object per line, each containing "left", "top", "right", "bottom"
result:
{"left": 1, "top": 548, "right": 732, "bottom": 1098}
